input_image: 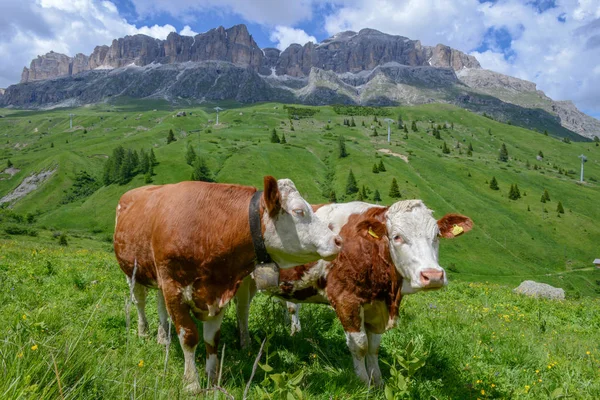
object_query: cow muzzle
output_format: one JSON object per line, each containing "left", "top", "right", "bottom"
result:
{"left": 419, "top": 268, "right": 445, "bottom": 289}
{"left": 320, "top": 235, "right": 342, "bottom": 261}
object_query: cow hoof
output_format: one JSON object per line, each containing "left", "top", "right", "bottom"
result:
{"left": 184, "top": 381, "right": 202, "bottom": 394}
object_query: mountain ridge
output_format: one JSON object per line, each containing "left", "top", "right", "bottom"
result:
{"left": 3, "top": 24, "right": 599, "bottom": 140}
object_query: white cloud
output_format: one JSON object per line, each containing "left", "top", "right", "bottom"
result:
{"left": 180, "top": 25, "right": 199, "bottom": 37}
{"left": 130, "top": 0, "right": 316, "bottom": 26}
{"left": 0, "top": 0, "right": 176, "bottom": 88}
{"left": 269, "top": 26, "right": 317, "bottom": 50}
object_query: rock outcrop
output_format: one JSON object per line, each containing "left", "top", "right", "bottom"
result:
{"left": 513, "top": 280, "right": 565, "bottom": 300}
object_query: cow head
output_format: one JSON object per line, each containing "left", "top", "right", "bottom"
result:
{"left": 262, "top": 176, "right": 342, "bottom": 269}
{"left": 385, "top": 200, "right": 472, "bottom": 294}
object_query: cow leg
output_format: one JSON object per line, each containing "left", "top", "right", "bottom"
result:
{"left": 203, "top": 309, "right": 225, "bottom": 383}
{"left": 132, "top": 282, "right": 149, "bottom": 337}
{"left": 235, "top": 276, "right": 256, "bottom": 349}
{"left": 156, "top": 289, "right": 170, "bottom": 345}
{"left": 336, "top": 303, "right": 369, "bottom": 384}
{"left": 287, "top": 302, "right": 302, "bottom": 335}
{"left": 366, "top": 331, "right": 383, "bottom": 387}
{"left": 163, "top": 288, "right": 201, "bottom": 393}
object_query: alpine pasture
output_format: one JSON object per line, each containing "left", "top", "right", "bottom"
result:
{"left": 0, "top": 101, "right": 599, "bottom": 399}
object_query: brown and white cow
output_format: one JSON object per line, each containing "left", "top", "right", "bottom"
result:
{"left": 235, "top": 200, "right": 472, "bottom": 386}
{"left": 113, "top": 177, "right": 341, "bottom": 393}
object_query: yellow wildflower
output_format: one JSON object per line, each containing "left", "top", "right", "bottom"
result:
{"left": 538, "top": 379, "right": 542, "bottom": 383}
{"left": 586, "top": 351, "right": 591, "bottom": 355}
{"left": 17, "top": 352, "right": 23, "bottom": 358}
{"left": 31, "top": 344, "right": 38, "bottom": 351}
{"left": 22, "top": 314, "right": 27, "bottom": 320}
{"left": 535, "top": 370, "right": 539, "bottom": 374}
{"left": 491, "top": 384, "right": 496, "bottom": 388}
{"left": 138, "top": 359, "right": 144, "bottom": 367}
{"left": 481, "top": 389, "right": 485, "bottom": 395}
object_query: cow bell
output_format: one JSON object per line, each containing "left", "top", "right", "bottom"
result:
{"left": 253, "top": 262, "right": 280, "bottom": 290}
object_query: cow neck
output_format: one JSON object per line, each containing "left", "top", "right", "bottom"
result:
{"left": 248, "top": 190, "right": 273, "bottom": 265}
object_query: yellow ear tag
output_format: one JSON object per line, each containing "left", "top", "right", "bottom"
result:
{"left": 368, "top": 227, "right": 380, "bottom": 239}
{"left": 451, "top": 224, "right": 464, "bottom": 236}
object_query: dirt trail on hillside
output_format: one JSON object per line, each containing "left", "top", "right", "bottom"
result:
{"left": 378, "top": 148, "right": 409, "bottom": 163}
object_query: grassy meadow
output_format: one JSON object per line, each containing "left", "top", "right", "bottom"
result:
{"left": 0, "top": 100, "right": 599, "bottom": 398}
{"left": 1, "top": 238, "right": 598, "bottom": 399}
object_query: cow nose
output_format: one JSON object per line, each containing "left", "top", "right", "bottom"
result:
{"left": 420, "top": 269, "right": 444, "bottom": 288}
{"left": 334, "top": 235, "right": 343, "bottom": 248}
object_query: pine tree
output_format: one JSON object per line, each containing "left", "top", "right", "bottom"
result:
{"left": 489, "top": 176, "right": 499, "bottom": 190}
{"left": 451, "top": 122, "right": 454, "bottom": 130}
{"left": 467, "top": 149, "right": 473, "bottom": 157}
{"left": 185, "top": 144, "right": 197, "bottom": 166}
{"left": 149, "top": 148, "right": 158, "bottom": 166}
{"left": 357, "top": 189, "right": 365, "bottom": 201}
{"left": 167, "top": 129, "right": 176, "bottom": 144}
{"left": 118, "top": 150, "right": 135, "bottom": 184}
{"left": 372, "top": 163, "right": 380, "bottom": 173}
{"left": 468, "top": 143, "right": 473, "bottom": 152}
{"left": 397, "top": 114, "right": 403, "bottom": 128}
{"left": 372, "top": 128, "right": 378, "bottom": 136}
{"left": 345, "top": 170, "right": 358, "bottom": 195}
{"left": 540, "top": 193, "right": 546, "bottom": 203}
{"left": 361, "top": 185, "right": 368, "bottom": 200}
{"left": 433, "top": 128, "right": 441, "bottom": 139}
{"left": 270, "top": 128, "right": 280, "bottom": 143}
{"left": 7, "top": 159, "right": 12, "bottom": 168}
{"left": 508, "top": 184, "right": 521, "bottom": 200}
{"left": 411, "top": 121, "right": 418, "bottom": 132}
{"left": 527, "top": 205, "right": 531, "bottom": 211}
{"left": 538, "top": 150, "right": 544, "bottom": 158}
{"left": 350, "top": 117, "right": 356, "bottom": 127}
{"left": 556, "top": 201, "right": 564, "bottom": 214}
{"left": 389, "top": 178, "right": 401, "bottom": 198}
{"left": 191, "top": 158, "right": 214, "bottom": 182}
{"left": 442, "top": 141, "right": 450, "bottom": 154}
{"left": 498, "top": 143, "right": 509, "bottom": 162}
{"left": 144, "top": 170, "right": 153, "bottom": 184}
{"left": 378, "top": 160, "right": 386, "bottom": 172}
{"left": 139, "top": 149, "right": 149, "bottom": 173}
{"left": 338, "top": 135, "right": 348, "bottom": 158}
{"left": 328, "top": 190, "right": 337, "bottom": 203}
{"left": 373, "top": 189, "right": 382, "bottom": 202}
{"left": 362, "top": 120, "right": 366, "bottom": 127}
{"left": 403, "top": 125, "right": 408, "bottom": 134}
{"left": 543, "top": 189, "right": 550, "bottom": 202}
{"left": 281, "top": 133, "right": 287, "bottom": 144}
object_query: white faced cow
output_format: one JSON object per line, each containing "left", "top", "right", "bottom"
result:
{"left": 235, "top": 200, "right": 472, "bottom": 386}
{"left": 114, "top": 177, "right": 341, "bottom": 393}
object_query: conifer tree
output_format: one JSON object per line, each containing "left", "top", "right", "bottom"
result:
{"left": 139, "top": 149, "right": 149, "bottom": 173}
{"left": 357, "top": 189, "right": 365, "bottom": 201}
{"left": 281, "top": 133, "right": 287, "bottom": 144}
{"left": 403, "top": 125, "right": 408, "bottom": 134}
{"left": 433, "top": 128, "right": 441, "bottom": 139}
{"left": 373, "top": 189, "right": 382, "bottom": 202}
{"left": 167, "top": 129, "right": 176, "bottom": 144}
{"left": 508, "top": 184, "right": 521, "bottom": 200}
{"left": 372, "top": 163, "right": 379, "bottom": 173}
{"left": 338, "top": 135, "right": 348, "bottom": 158}
{"left": 7, "top": 159, "right": 12, "bottom": 168}
{"left": 468, "top": 143, "right": 473, "bottom": 152}
{"left": 345, "top": 170, "right": 358, "bottom": 194}
{"left": 556, "top": 201, "right": 564, "bottom": 214}
{"left": 351, "top": 117, "right": 356, "bottom": 127}
{"left": 361, "top": 185, "right": 368, "bottom": 200}
{"left": 149, "top": 148, "right": 158, "bottom": 166}
{"left": 411, "top": 121, "right": 418, "bottom": 132}
{"left": 328, "top": 190, "right": 337, "bottom": 203}
{"left": 543, "top": 189, "right": 550, "bottom": 202}
{"left": 185, "top": 144, "right": 197, "bottom": 166}
{"left": 498, "top": 143, "right": 509, "bottom": 162}
{"left": 191, "top": 158, "right": 214, "bottom": 182}
{"left": 270, "top": 128, "right": 280, "bottom": 143}
{"left": 442, "top": 141, "right": 450, "bottom": 154}
{"left": 372, "top": 128, "right": 378, "bottom": 136}
{"left": 378, "top": 160, "right": 386, "bottom": 172}
{"left": 489, "top": 176, "right": 499, "bottom": 190}
{"left": 389, "top": 178, "right": 401, "bottom": 198}
{"left": 397, "top": 114, "right": 403, "bottom": 128}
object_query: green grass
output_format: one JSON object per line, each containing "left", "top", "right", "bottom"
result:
{"left": 1, "top": 238, "right": 598, "bottom": 399}
{"left": 1, "top": 101, "right": 599, "bottom": 296}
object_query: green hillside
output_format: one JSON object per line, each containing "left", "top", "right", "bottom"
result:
{"left": 1, "top": 101, "right": 599, "bottom": 296}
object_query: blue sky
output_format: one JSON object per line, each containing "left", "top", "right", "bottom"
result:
{"left": 1, "top": 0, "right": 599, "bottom": 119}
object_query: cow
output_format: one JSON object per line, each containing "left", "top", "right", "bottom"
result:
{"left": 113, "top": 177, "right": 342, "bottom": 393}
{"left": 235, "top": 200, "right": 472, "bottom": 386}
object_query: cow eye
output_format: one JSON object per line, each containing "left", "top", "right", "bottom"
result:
{"left": 393, "top": 235, "right": 403, "bottom": 243}
{"left": 292, "top": 209, "right": 305, "bottom": 217}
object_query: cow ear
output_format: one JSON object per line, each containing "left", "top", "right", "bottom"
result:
{"left": 263, "top": 176, "right": 282, "bottom": 218}
{"left": 356, "top": 219, "right": 386, "bottom": 240}
{"left": 438, "top": 214, "right": 473, "bottom": 238}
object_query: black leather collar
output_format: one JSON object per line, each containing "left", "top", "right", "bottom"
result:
{"left": 249, "top": 190, "right": 273, "bottom": 264}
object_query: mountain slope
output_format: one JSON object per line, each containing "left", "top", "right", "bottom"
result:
{"left": 0, "top": 101, "right": 598, "bottom": 296}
